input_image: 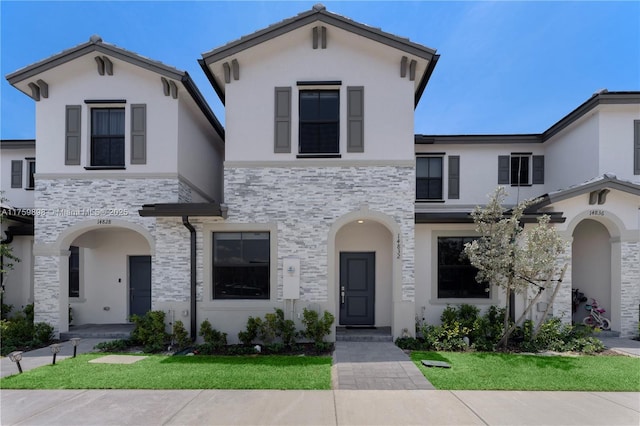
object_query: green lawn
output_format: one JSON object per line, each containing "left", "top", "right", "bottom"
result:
{"left": 0, "top": 353, "right": 332, "bottom": 390}
{"left": 413, "top": 351, "right": 640, "bottom": 391}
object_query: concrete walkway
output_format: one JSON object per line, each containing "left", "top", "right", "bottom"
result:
{"left": 1, "top": 389, "right": 638, "bottom": 425}
{"left": 599, "top": 336, "right": 640, "bottom": 357}
{"left": 333, "top": 341, "right": 434, "bottom": 390}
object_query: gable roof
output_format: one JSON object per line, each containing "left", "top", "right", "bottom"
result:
{"left": 416, "top": 91, "right": 640, "bottom": 144}
{"left": 6, "top": 35, "right": 224, "bottom": 139}
{"left": 526, "top": 174, "right": 640, "bottom": 212}
{"left": 200, "top": 4, "right": 439, "bottom": 106}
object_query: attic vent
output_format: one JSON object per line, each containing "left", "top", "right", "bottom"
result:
{"left": 94, "top": 56, "right": 113, "bottom": 76}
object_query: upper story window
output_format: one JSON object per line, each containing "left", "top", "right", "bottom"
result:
{"left": 91, "top": 108, "right": 125, "bottom": 167}
{"left": 212, "top": 232, "right": 270, "bottom": 300}
{"left": 26, "top": 158, "right": 35, "bottom": 189}
{"left": 299, "top": 90, "right": 339, "bottom": 154}
{"left": 498, "top": 154, "right": 544, "bottom": 186}
{"left": 510, "top": 155, "right": 529, "bottom": 186}
{"left": 416, "top": 156, "right": 443, "bottom": 200}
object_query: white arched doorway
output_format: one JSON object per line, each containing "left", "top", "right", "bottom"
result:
{"left": 572, "top": 219, "right": 612, "bottom": 325}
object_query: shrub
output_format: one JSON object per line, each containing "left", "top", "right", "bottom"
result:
{"left": 130, "top": 310, "right": 169, "bottom": 353}
{"left": 275, "top": 308, "right": 297, "bottom": 347}
{"left": 259, "top": 312, "right": 278, "bottom": 344}
{"left": 395, "top": 336, "right": 424, "bottom": 350}
{"left": 238, "top": 316, "right": 261, "bottom": 345}
{"left": 199, "top": 319, "right": 227, "bottom": 350}
{"left": 1, "top": 302, "right": 13, "bottom": 320}
{"left": 172, "top": 320, "right": 191, "bottom": 350}
{"left": 94, "top": 339, "right": 130, "bottom": 352}
{"left": 520, "top": 317, "right": 604, "bottom": 354}
{"left": 0, "top": 304, "right": 54, "bottom": 355}
{"left": 300, "top": 308, "right": 334, "bottom": 350}
{"left": 33, "top": 322, "right": 54, "bottom": 345}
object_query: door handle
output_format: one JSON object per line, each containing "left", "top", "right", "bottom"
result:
{"left": 341, "top": 286, "right": 345, "bottom": 305}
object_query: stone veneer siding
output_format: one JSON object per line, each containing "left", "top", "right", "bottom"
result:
{"left": 621, "top": 241, "right": 640, "bottom": 337}
{"left": 32, "top": 178, "right": 183, "bottom": 329}
{"left": 223, "top": 165, "right": 415, "bottom": 303}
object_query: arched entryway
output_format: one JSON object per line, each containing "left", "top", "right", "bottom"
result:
{"left": 57, "top": 220, "right": 154, "bottom": 326}
{"left": 571, "top": 219, "right": 612, "bottom": 326}
{"left": 328, "top": 206, "right": 405, "bottom": 335}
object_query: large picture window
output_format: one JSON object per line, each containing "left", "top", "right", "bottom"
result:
{"left": 91, "top": 108, "right": 124, "bottom": 166}
{"left": 416, "top": 156, "right": 443, "bottom": 200}
{"left": 437, "top": 237, "right": 489, "bottom": 299}
{"left": 299, "top": 90, "right": 339, "bottom": 154}
{"left": 213, "top": 232, "right": 270, "bottom": 299}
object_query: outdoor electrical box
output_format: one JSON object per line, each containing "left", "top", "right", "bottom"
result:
{"left": 283, "top": 257, "right": 300, "bottom": 299}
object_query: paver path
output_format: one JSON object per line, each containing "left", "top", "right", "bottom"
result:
{"left": 332, "top": 341, "right": 434, "bottom": 390}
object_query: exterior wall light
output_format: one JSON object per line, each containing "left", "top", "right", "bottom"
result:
{"left": 70, "top": 338, "right": 81, "bottom": 358}
{"left": 357, "top": 220, "right": 364, "bottom": 224}
{"left": 50, "top": 343, "right": 62, "bottom": 365}
{"left": 8, "top": 351, "right": 23, "bottom": 373}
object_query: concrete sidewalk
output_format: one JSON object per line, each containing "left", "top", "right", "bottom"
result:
{"left": 1, "top": 389, "right": 638, "bottom": 425}
{"left": 599, "top": 336, "right": 640, "bottom": 357}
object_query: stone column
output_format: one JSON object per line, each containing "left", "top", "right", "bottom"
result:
{"left": 33, "top": 247, "right": 69, "bottom": 337}
{"left": 620, "top": 241, "right": 639, "bottom": 337}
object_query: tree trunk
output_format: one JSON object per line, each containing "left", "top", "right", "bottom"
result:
{"left": 532, "top": 263, "right": 568, "bottom": 339}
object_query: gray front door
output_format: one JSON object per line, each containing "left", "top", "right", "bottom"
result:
{"left": 339, "top": 252, "right": 375, "bottom": 325}
{"left": 129, "top": 256, "right": 151, "bottom": 318}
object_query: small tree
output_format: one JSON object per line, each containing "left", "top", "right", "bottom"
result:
{"left": 464, "top": 187, "right": 567, "bottom": 347}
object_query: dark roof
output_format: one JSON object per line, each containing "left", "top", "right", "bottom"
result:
{"left": 6, "top": 36, "right": 224, "bottom": 139}
{"left": 201, "top": 4, "right": 438, "bottom": 107}
{"left": 416, "top": 91, "right": 640, "bottom": 144}
{"left": 1, "top": 139, "right": 35, "bottom": 149}
{"left": 138, "top": 203, "right": 223, "bottom": 217}
{"left": 526, "top": 174, "right": 640, "bottom": 212}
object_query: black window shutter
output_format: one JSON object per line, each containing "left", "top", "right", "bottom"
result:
{"left": 65, "top": 105, "right": 82, "bottom": 165}
{"left": 532, "top": 155, "right": 544, "bottom": 184}
{"left": 635, "top": 120, "right": 640, "bottom": 175}
{"left": 347, "top": 86, "right": 364, "bottom": 152}
{"left": 498, "top": 155, "right": 510, "bottom": 184}
{"left": 274, "top": 87, "right": 291, "bottom": 153}
{"left": 448, "top": 156, "right": 460, "bottom": 199}
{"left": 131, "top": 104, "right": 147, "bottom": 164}
{"left": 11, "top": 160, "right": 23, "bottom": 188}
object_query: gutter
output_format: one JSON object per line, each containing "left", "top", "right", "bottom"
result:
{"left": 181, "top": 216, "right": 198, "bottom": 341}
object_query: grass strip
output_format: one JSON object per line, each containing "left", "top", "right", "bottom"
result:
{"left": 412, "top": 351, "right": 640, "bottom": 391}
{"left": 1, "top": 353, "right": 332, "bottom": 390}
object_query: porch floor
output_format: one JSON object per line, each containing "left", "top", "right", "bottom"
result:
{"left": 60, "top": 323, "right": 134, "bottom": 340}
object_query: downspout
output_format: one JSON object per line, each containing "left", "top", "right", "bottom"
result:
{"left": 182, "top": 216, "right": 197, "bottom": 341}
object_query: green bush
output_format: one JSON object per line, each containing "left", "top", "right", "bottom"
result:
{"left": 275, "top": 308, "right": 297, "bottom": 347}
{"left": 301, "top": 308, "right": 334, "bottom": 351}
{"left": 130, "top": 310, "right": 169, "bottom": 353}
{"left": 94, "top": 339, "right": 130, "bottom": 352}
{"left": 0, "top": 304, "right": 54, "bottom": 355}
{"left": 238, "top": 316, "right": 261, "bottom": 345}
{"left": 199, "top": 319, "right": 227, "bottom": 350}
{"left": 395, "top": 336, "right": 424, "bottom": 350}
{"left": 172, "top": 320, "right": 191, "bottom": 350}
{"left": 520, "top": 317, "right": 604, "bottom": 354}
{"left": 1, "top": 302, "right": 13, "bottom": 320}
{"left": 260, "top": 312, "right": 278, "bottom": 344}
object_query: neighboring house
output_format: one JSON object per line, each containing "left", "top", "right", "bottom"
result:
{"left": 3, "top": 5, "right": 639, "bottom": 340}
{"left": 1, "top": 139, "right": 36, "bottom": 312}
{"left": 415, "top": 92, "right": 640, "bottom": 337}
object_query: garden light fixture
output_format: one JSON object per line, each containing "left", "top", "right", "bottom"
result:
{"left": 50, "top": 343, "right": 61, "bottom": 365}
{"left": 70, "top": 338, "right": 81, "bottom": 357}
{"left": 8, "top": 351, "right": 23, "bottom": 374}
